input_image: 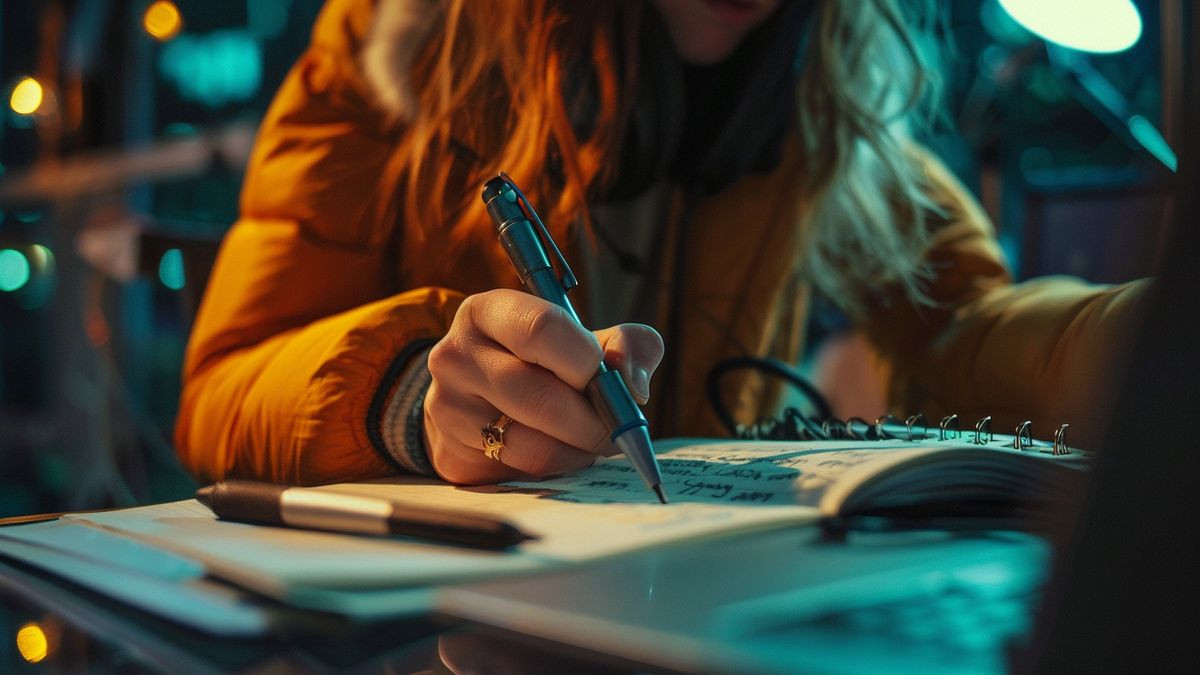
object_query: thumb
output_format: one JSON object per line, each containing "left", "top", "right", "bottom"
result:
{"left": 593, "top": 323, "right": 665, "bottom": 405}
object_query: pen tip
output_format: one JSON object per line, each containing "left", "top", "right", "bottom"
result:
{"left": 653, "top": 484, "right": 668, "bottom": 505}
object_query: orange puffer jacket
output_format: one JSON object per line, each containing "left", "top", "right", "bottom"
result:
{"left": 174, "top": 0, "right": 1146, "bottom": 485}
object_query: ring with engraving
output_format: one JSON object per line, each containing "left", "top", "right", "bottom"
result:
{"left": 480, "top": 413, "right": 514, "bottom": 461}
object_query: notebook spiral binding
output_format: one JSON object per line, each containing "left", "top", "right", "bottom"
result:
{"left": 706, "top": 357, "right": 1076, "bottom": 456}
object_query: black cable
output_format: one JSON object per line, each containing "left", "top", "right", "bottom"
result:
{"left": 705, "top": 355, "right": 833, "bottom": 438}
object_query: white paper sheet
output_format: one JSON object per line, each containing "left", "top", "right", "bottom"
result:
{"left": 66, "top": 440, "right": 938, "bottom": 593}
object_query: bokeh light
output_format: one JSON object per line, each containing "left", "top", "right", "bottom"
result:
{"left": 159, "top": 30, "right": 262, "bottom": 107}
{"left": 9, "top": 77, "right": 44, "bottom": 115}
{"left": 28, "top": 244, "right": 56, "bottom": 274}
{"left": 143, "top": 0, "right": 183, "bottom": 42}
{"left": 158, "top": 248, "right": 186, "bottom": 290}
{"left": 16, "top": 623, "right": 49, "bottom": 663}
{"left": 998, "top": 0, "right": 1142, "bottom": 54}
{"left": 0, "top": 248, "right": 32, "bottom": 292}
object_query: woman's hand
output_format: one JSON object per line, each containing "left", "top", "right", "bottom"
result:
{"left": 424, "top": 289, "right": 664, "bottom": 485}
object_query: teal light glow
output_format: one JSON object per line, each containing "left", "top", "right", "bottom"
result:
{"left": 998, "top": 0, "right": 1142, "bottom": 53}
{"left": 158, "top": 248, "right": 186, "bottom": 290}
{"left": 1129, "top": 115, "right": 1178, "bottom": 172}
{"left": 0, "top": 248, "right": 32, "bottom": 292}
{"left": 158, "top": 30, "right": 262, "bottom": 107}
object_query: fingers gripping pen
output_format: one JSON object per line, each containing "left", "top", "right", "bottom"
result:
{"left": 481, "top": 173, "right": 668, "bottom": 504}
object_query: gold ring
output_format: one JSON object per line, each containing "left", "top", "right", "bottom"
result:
{"left": 481, "top": 413, "right": 514, "bottom": 461}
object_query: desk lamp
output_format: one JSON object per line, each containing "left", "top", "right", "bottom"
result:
{"left": 996, "top": 0, "right": 1176, "bottom": 172}
{"left": 998, "top": 0, "right": 1142, "bottom": 54}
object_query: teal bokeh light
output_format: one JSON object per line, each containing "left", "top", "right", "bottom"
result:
{"left": 998, "top": 0, "right": 1142, "bottom": 54}
{"left": 158, "top": 248, "right": 186, "bottom": 290}
{"left": 0, "top": 248, "right": 32, "bottom": 292}
{"left": 159, "top": 30, "right": 262, "bottom": 107}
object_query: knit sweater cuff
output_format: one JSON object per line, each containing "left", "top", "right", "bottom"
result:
{"left": 366, "top": 340, "right": 436, "bottom": 477}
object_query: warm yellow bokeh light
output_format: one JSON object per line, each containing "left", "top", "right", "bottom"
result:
{"left": 143, "top": 0, "right": 183, "bottom": 41}
{"left": 9, "top": 77, "right": 43, "bottom": 115}
{"left": 16, "top": 623, "right": 49, "bottom": 664}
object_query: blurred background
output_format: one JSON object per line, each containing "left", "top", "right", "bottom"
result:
{"left": 0, "top": 0, "right": 1182, "bottom": 517}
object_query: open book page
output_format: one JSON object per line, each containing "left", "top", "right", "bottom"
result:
{"left": 818, "top": 443, "right": 1090, "bottom": 515}
{"left": 67, "top": 440, "right": 947, "bottom": 592}
{"left": 318, "top": 439, "right": 940, "bottom": 561}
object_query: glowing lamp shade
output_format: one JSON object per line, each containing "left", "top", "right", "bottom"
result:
{"left": 9, "top": 77, "right": 44, "bottom": 115}
{"left": 998, "top": 0, "right": 1141, "bottom": 53}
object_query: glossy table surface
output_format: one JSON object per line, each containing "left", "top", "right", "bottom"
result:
{"left": 1, "top": 517, "right": 1050, "bottom": 674}
{"left": 1, "top": 552, "right": 664, "bottom": 674}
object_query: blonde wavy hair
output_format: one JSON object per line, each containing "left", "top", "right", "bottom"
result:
{"left": 380, "top": 0, "right": 942, "bottom": 316}
{"left": 798, "top": 0, "right": 943, "bottom": 316}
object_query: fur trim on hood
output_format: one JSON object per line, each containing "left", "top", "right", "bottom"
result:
{"left": 360, "top": 0, "right": 442, "bottom": 121}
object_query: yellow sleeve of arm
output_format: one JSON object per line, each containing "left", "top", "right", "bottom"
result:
{"left": 863, "top": 154, "right": 1149, "bottom": 450}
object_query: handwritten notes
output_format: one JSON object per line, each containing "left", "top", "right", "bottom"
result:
{"left": 309, "top": 439, "right": 941, "bottom": 563}
{"left": 500, "top": 439, "right": 926, "bottom": 509}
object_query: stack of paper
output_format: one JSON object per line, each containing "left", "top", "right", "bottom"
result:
{"left": 4, "top": 437, "right": 1071, "bottom": 632}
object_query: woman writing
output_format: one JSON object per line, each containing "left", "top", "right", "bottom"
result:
{"left": 175, "top": 0, "right": 1144, "bottom": 485}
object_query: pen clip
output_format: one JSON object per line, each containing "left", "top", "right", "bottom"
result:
{"left": 497, "top": 172, "right": 578, "bottom": 291}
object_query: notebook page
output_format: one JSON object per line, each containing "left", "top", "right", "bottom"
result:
{"left": 322, "top": 440, "right": 941, "bottom": 559}
{"left": 67, "top": 440, "right": 939, "bottom": 591}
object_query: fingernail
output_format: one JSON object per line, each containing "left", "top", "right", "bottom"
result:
{"left": 631, "top": 367, "right": 650, "bottom": 403}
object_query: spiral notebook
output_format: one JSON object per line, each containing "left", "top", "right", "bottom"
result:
{"left": 705, "top": 411, "right": 1088, "bottom": 527}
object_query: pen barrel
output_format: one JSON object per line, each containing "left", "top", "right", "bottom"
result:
{"left": 200, "top": 481, "right": 533, "bottom": 549}
{"left": 207, "top": 481, "right": 394, "bottom": 535}
{"left": 205, "top": 480, "right": 288, "bottom": 526}
{"left": 586, "top": 369, "right": 644, "bottom": 432}
{"left": 494, "top": 218, "right": 580, "bottom": 321}
{"left": 279, "top": 490, "right": 393, "bottom": 535}
{"left": 587, "top": 370, "right": 662, "bottom": 490}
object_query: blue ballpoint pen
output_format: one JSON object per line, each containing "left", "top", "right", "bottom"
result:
{"left": 481, "top": 173, "right": 668, "bottom": 504}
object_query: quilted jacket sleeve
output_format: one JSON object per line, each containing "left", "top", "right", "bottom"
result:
{"left": 862, "top": 154, "right": 1149, "bottom": 450}
{"left": 174, "top": 0, "right": 463, "bottom": 484}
